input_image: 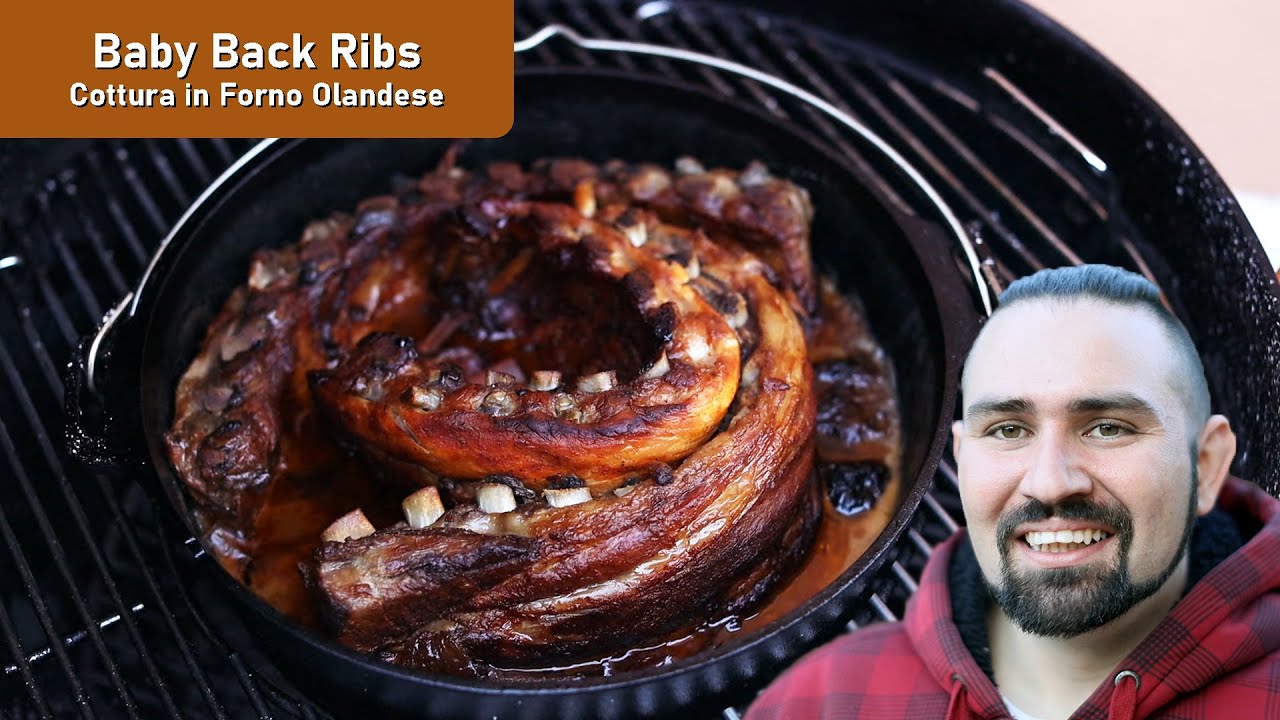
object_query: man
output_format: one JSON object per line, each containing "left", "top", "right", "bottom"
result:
{"left": 746, "top": 264, "right": 1280, "bottom": 720}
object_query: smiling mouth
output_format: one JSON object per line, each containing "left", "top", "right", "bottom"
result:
{"left": 1023, "top": 529, "right": 1112, "bottom": 553}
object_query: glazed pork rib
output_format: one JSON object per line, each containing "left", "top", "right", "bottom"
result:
{"left": 309, "top": 200, "right": 746, "bottom": 494}
{"left": 313, "top": 269, "right": 817, "bottom": 664}
{"left": 166, "top": 151, "right": 891, "bottom": 670}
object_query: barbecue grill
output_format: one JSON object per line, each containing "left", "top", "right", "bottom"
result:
{"left": 2, "top": 1, "right": 1277, "bottom": 718}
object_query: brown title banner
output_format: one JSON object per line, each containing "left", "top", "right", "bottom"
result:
{"left": 1, "top": 0, "right": 513, "bottom": 137}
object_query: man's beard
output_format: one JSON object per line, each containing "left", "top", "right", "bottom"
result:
{"left": 985, "top": 471, "right": 1197, "bottom": 639}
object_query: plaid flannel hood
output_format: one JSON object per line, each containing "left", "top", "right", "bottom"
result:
{"left": 910, "top": 476, "right": 1280, "bottom": 720}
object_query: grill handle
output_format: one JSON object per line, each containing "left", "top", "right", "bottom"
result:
{"left": 65, "top": 292, "right": 145, "bottom": 468}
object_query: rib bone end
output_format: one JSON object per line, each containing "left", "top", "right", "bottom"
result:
{"left": 577, "top": 370, "right": 617, "bottom": 394}
{"left": 477, "top": 483, "right": 517, "bottom": 513}
{"left": 574, "top": 181, "right": 597, "bottom": 218}
{"left": 641, "top": 351, "right": 670, "bottom": 380}
{"left": 403, "top": 486, "right": 445, "bottom": 529}
{"left": 545, "top": 486, "right": 592, "bottom": 508}
{"left": 530, "top": 370, "right": 562, "bottom": 391}
{"left": 322, "top": 509, "right": 376, "bottom": 543}
{"left": 410, "top": 385, "right": 443, "bottom": 411}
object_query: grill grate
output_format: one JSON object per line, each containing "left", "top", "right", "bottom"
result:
{"left": 0, "top": 2, "right": 1176, "bottom": 717}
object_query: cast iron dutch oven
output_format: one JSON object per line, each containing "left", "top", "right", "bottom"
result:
{"left": 66, "top": 0, "right": 1280, "bottom": 713}
{"left": 68, "top": 69, "right": 979, "bottom": 718}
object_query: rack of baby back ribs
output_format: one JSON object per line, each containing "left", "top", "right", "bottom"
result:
{"left": 165, "top": 147, "right": 902, "bottom": 676}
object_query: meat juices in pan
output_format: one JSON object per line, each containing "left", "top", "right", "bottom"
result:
{"left": 165, "top": 151, "right": 900, "bottom": 677}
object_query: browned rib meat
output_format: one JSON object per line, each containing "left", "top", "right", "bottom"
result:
{"left": 166, "top": 198, "right": 449, "bottom": 565}
{"left": 311, "top": 527, "right": 541, "bottom": 651}
{"left": 168, "top": 151, "right": 884, "bottom": 671}
{"left": 309, "top": 201, "right": 744, "bottom": 495}
{"left": 312, "top": 272, "right": 818, "bottom": 665}
{"left": 490, "top": 157, "right": 818, "bottom": 313}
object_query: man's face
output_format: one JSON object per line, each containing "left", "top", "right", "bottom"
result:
{"left": 953, "top": 299, "right": 1203, "bottom": 638}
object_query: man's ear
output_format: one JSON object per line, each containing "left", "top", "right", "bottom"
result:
{"left": 1194, "top": 415, "right": 1236, "bottom": 516}
{"left": 952, "top": 420, "right": 964, "bottom": 461}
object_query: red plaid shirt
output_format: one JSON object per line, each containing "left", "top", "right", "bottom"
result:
{"left": 746, "top": 477, "right": 1280, "bottom": 719}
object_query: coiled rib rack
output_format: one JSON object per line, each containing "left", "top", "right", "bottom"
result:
{"left": 165, "top": 150, "right": 897, "bottom": 672}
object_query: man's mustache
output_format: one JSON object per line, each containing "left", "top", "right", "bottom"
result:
{"left": 995, "top": 497, "right": 1134, "bottom": 553}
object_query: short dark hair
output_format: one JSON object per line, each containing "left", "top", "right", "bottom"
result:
{"left": 977, "top": 264, "right": 1211, "bottom": 428}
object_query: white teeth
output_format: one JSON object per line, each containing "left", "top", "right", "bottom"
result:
{"left": 1025, "top": 529, "right": 1111, "bottom": 546}
{"left": 1026, "top": 529, "right": 1110, "bottom": 551}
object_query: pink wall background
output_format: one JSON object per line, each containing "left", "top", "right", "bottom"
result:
{"left": 1029, "top": 0, "right": 1280, "bottom": 266}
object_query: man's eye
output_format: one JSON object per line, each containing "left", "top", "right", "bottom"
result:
{"left": 1086, "top": 423, "right": 1126, "bottom": 438}
{"left": 992, "top": 425, "right": 1026, "bottom": 440}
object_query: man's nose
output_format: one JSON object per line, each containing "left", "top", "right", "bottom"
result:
{"left": 1019, "top": 431, "right": 1093, "bottom": 504}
